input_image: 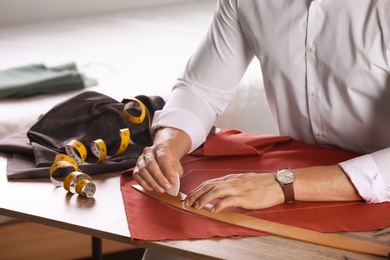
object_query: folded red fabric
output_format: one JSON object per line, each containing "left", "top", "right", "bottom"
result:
{"left": 120, "top": 130, "right": 390, "bottom": 242}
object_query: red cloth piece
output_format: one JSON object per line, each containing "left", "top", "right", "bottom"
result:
{"left": 120, "top": 130, "right": 390, "bottom": 242}
{"left": 191, "top": 129, "right": 293, "bottom": 156}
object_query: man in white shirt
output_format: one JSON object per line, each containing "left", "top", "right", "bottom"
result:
{"left": 134, "top": 0, "right": 390, "bottom": 214}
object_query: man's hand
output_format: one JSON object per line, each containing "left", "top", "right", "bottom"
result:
{"left": 133, "top": 143, "right": 182, "bottom": 193}
{"left": 133, "top": 127, "right": 191, "bottom": 194}
{"left": 183, "top": 165, "right": 363, "bottom": 212}
{"left": 184, "top": 173, "right": 285, "bottom": 212}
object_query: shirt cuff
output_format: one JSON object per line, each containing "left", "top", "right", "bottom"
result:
{"left": 152, "top": 108, "right": 209, "bottom": 153}
{"left": 339, "top": 154, "right": 388, "bottom": 203}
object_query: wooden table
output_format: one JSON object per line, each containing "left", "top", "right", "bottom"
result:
{"left": 0, "top": 153, "right": 389, "bottom": 260}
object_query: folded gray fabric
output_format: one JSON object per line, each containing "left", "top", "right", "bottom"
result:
{"left": 0, "top": 62, "right": 97, "bottom": 99}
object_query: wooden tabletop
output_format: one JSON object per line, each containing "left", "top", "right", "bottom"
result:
{"left": 0, "top": 153, "right": 389, "bottom": 260}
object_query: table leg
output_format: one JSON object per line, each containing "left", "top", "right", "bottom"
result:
{"left": 92, "top": 236, "right": 102, "bottom": 260}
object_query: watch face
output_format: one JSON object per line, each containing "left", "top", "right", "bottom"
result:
{"left": 276, "top": 169, "right": 295, "bottom": 184}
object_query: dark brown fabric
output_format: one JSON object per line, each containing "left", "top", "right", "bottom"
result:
{"left": 0, "top": 91, "right": 165, "bottom": 179}
{"left": 27, "top": 91, "right": 165, "bottom": 166}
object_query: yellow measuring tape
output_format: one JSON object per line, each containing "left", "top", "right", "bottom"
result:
{"left": 67, "top": 129, "right": 132, "bottom": 164}
{"left": 50, "top": 97, "right": 150, "bottom": 198}
{"left": 50, "top": 153, "right": 97, "bottom": 198}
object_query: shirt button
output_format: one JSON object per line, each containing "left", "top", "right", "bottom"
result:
{"left": 309, "top": 46, "right": 317, "bottom": 53}
{"left": 310, "top": 90, "right": 318, "bottom": 97}
{"left": 315, "top": 131, "right": 324, "bottom": 137}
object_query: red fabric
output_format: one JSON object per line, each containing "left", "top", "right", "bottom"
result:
{"left": 120, "top": 130, "right": 390, "bottom": 242}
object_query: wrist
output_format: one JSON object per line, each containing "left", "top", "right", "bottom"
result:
{"left": 275, "top": 168, "right": 296, "bottom": 203}
{"left": 153, "top": 127, "right": 192, "bottom": 159}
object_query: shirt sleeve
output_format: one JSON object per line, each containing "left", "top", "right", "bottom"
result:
{"left": 152, "top": 0, "right": 254, "bottom": 152}
{"left": 339, "top": 148, "right": 390, "bottom": 203}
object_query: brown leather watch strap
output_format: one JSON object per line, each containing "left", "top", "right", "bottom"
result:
{"left": 283, "top": 183, "right": 295, "bottom": 203}
{"left": 132, "top": 185, "right": 390, "bottom": 257}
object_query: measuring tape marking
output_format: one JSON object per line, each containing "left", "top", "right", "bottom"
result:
{"left": 63, "top": 171, "right": 92, "bottom": 194}
{"left": 75, "top": 178, "right": 96, "bottom": 198}
{"left": 65, "top": 140, "right": 87, "bottom": 165}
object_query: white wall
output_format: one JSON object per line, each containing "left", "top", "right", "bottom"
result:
{"left": 0, "top": 0, "right": 191, "bottom": 26}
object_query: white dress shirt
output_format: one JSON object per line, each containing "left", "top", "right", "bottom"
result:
{"left": 153, "top": 0, "right": 390, "bottom": 203}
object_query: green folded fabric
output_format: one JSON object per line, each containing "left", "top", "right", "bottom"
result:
{"left": 0, "top": 63, "right": 97, "bottom": 99}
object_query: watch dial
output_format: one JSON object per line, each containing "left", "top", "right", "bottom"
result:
{"left": 277, "top": 170, "right": 294, "bottom": 184}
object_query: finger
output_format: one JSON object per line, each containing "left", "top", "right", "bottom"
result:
{"left": 132, "top": 166, "right": 153, "bottom": 192}
{"left": 211, "top": 195, "right": 244, "bottom": 212}
{"left": 134, "top": 160, "right": 165, "bottom": 193}
{"left": 184, "top": 181, "right": 216, "bottom": 207}
{"left": 145, "top": 148, "right": 173, "bottom": 191}
{"left": 185, "top": 181, "right": 233, "bottom": 208}
{"left": 154, "top": 144, "right": 182, "bottom": 185}
{"left": 186, "top": 174, "right": 231, "bottom": 198}
{"left": 196, "top": 184, "right": 239, "bottom": 210}
{"left": 136, "top": 149, "right": 170, "bottom": 193}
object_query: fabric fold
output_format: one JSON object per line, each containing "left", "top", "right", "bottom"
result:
{"left": 192, "top": 129, "right": 293, "bottom": 156}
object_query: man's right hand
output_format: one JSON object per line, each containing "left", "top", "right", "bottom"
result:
{"left": 133, "top": 127, "right": 191, "bottom": 194}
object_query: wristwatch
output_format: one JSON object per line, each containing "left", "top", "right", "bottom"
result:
{"left": 275, "top": 168, "right": 295, "bottom": 203}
